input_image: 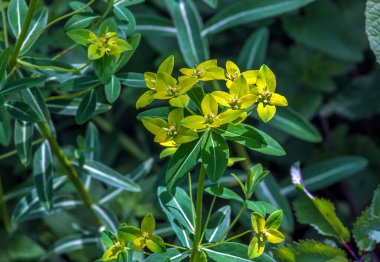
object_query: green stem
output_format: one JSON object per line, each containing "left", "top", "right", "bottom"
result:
{"left": 0, "top": 176, "right": 11, "bottom": 232}
{"left": 202, "top": 230, "right": 253, "bottom": 249}
{"left": 9, "top": 0, "right": 38, "bottom": 69}
{"left": 221, "top": 201, "right": 247, "bottom": 239}
{"left": 38, "top": 122, "right": 102, "bottom": 226}
{"left": 0, "top": 138, "right": 44, "bottom": 161}
{"left": 200, "top": 194, "right": 217, "bottom": 242}
{"left": 164, "top": 242, "right": 188, "bottom": 251}
{"left": 188, "top": 173, "right": 196, "bottom": 226}
{"left": 1, "top": 0, "right": 8, "bottom": 47}
{"left": 190, "top": 165, "right": 206, "bottom": 262}
{"left": 45, "top": 85, "right": 98, "bottom": 102}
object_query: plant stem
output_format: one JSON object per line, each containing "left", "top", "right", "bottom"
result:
{"left": 0, "top": 176, "right": 11, "bottom": 232}
{"left": 202, "top": 230, "right": 253, "bottom": 249}
{"left": 342, "top": 242, "right": 361, "bottom": 262}
{"left": 164, "top": 242, "right": 188, "bottom": 251}
{"left": 200, "top": 194, "right": 216, "bottom": 242}
{"left": 221, "top": 201, "right": 247, "bottom": 239}
{"left": 9, "top": 0, "right": 38, "bottom": 69}
{"left": 0, "top": 138, "right": 44, "bottom": 161}
{"left": 38, "top": 122, "right": 102, "bottom": 226}
{"left": 1, "top": 0, "right": 8, "bottom": 47}
{"left": 190, "top": 165, "right": 206, "bottom": 262}
{"left": 45, "top": 85, "right": 99, "bottom": 101}
{"left": 188, "top": 173, "right": 196, "bottom": 226}
{"left": 17, "top": 59, "right": 91, "bottom": 72}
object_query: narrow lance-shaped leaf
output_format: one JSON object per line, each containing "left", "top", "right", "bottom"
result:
{"left": 114, "top": 33, "right": 141, "bottom": 73}
{"left": 202, "top": 0, "right": 314, "bottom": 36}
{"left": 0, "top": 111, "right": 12, "bottom": 146}
{"left": 22, "top": 87, "right": 50, "bottom": 122}
{"left": 291, "top": 163, "right": 350, "bottom": 242}
{"left": 206, "top": 206, "right": 231, "bottom": 243}
{"left": 135, "top": 14, "right": 177, "bottom": 37}
{"left": 21, "top": 8, "right": 48, "bottom": 55}
{"left": 92, "top": 204, "right": 118, "bottom": 232}
{"left": 83, "top": 122, "right": 100, "bottom": 190}
{"left": 78, "top": 160, "right": 141, "bottom": 192}
{"left": 33, "top": 140, "right": 54, "bottom": 211}
{"left": 105, "top": 75, "right": 121, "bottom": 103}
{"left": 14, "top": 120, "right": 34, "bottom": 166}
{"left": 238, "top": 27, "right": 269, "bottom": 71}
{"left": 75, "top": 89, "right": 97, "bottom": 125}
{"left": 7, "top": 0, "right": 28, "bottom": 37}
{"left": 47, "top": 98, "right": 111, "bottom": 116}
{"left": 0, "top": 47, "right": 12, "bottom": 82}
{"left": 0, "top": 78, "right": 45, "bottom": 95}
{"left": 117, "top": 72, "right": 146, "bottom": 88}
{"left": 165, "top": 0, "right": 209, "bottom": 66}
{"left": 6, "top": 101, "right": 41, "bottom": 122}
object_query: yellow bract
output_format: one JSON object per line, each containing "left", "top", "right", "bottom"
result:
{"left": 251, "top": 65, "right": 288, "bottom": 123}
{"left": 87, "top": 31, "right": 131, "bottom": 61}
{"left": 180, "top": 94, "right": 244, "bottom": 131}
{"left": 225, "top": 60, "right": 258, "bottom": 88}
{"left": 142, "top": 108, "right": 198, "bottom": 147}
{"left": 180, "top": 59, "right": 225, "bottom": 81}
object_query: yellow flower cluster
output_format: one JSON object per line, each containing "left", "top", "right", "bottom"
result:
{"left": 137, "top": 56, "right": 288, "bottom": 150}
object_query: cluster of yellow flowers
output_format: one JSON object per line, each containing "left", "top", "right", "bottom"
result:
{"left": 137, "top": 56, "right": 288, "bottom": 150}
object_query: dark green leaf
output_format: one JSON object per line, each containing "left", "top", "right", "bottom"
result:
{"left": 205, "top": 206, "right": 231, "bottom": 243}
{"left": 117, "top": 72, "right": 145, "bottom": 88}
{"left": 105, "top": 75, "right": 121, "bottom": 103}
{"left": 144, "top": 248, "right": 189, "bottom": 262}
{"left": 33, "top": 140, "right": 54, "bottom": 211}
{"left": 75, "top": 89, "right": 97, "bottom": 125}
{"left": 0, "top": 77, "right": 45, "bottom": 95}
{"left": 7, "top": 101, "right": 40, "bottom": 122}
{"left": 22, "top": 87, "right": 50, "bottom": 122}
{"left": 202, "top": 131, "right": 229, "bottom": 182}
{"left": 135, "top": 14, "right": 176, "bottom": 37}
{"left": 114, "top": 5, "right": 136, "bottom": 32}
{"left": 0, "top": 111, "right": 11, "bottom": 146}
{"left": 114, "top": 34, "right": 141, "bottom": 73}
{"left": 64, "top": 13, "right": 99, "bottom": 31}
{"left": 93, "top": 204, "right": 118, "bottom": 232}
{"left": 205, "top": 186, "right": 244, "bottom": 203}
{"left": 136, "top": 107, "right": 171, "bottom": 121}
{"left": 47, "top": 98, "right": 111, "bottom": 116}
{"left": 7, "top": 0, "right": 28, "bottom": 37}
{"left": 21, "top": 8, "right": 48, "bottom": 55}
{"left": 366, "top": 0, "right": 380, "bottom": 63}
{"left": 14, "top": 120, "right": 33, "bottom": 166}
{"left": 0, "top": 47, "right": 12, "bottom": 81}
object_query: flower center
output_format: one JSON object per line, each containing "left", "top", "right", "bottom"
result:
{"left": 99, "top": 37, "right": 107, "bottom": 45}
{"left": 142, "top": 232, "right": 149, "bottom": 239}
{"left": 168, "top": 86, "right": 180, "bottom": 96}
{"left": 227, "top": 71, "right": 239, "bottom": 81}
{"left": 258, "top": 91, "right": 272, "bottom": 105}
{"left": 205, "top": 113, "right": 216, "bottom": 124}
{"left": 193, "top": 68, "right": 204, "bottom": 78}
{"left": 228, "top": 97, "right": 241, "bottom": 109}
{"left": 167, "top": 125, "right": 177, "bottom": 136}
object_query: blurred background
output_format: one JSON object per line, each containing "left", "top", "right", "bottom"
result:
{"left": 1, "top": 0, "right": 379, "bottom": 260}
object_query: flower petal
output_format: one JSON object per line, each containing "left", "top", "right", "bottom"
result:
{"left": 180, "top": 115, "right": 206, "bottom": 130}
{"left": 168, "top": 108, "right": 184, "bottom": 126}
{"left": 141, "top": 213, "right": 155, "bottom": 235}
{"left": 230, "top": 75, "right": 249, "bottom": 98}
{"left": 156, "top": 72, "right": 177, "bottom": 92}
{"left": 136, "top": 90, "right": 155, "bottom": 109}
{"left": 154, "top": 130, "right": 171, "bottom": 143}
{"left": 266, "top": 228, "right": 285, "bottom": 244}
{"left": 217, "top": 109, "right": 245, "bottom": 126}
{"left": 270, "top": 93, "right": 288, "bottom": 107}
{"left": 133, "top": 237, "right": 146, "bottom": 250}
{"left": 239, "top": 94, "right": 257, "bottom": 109}
{"left": 212, "top": 91, "right": 233, "bottom": 107}
{"left": 257, "top": 103, "right": 276, "bottom": 123}
{"left": 242, "top": 70, "right": 258, "bottom": 85}
{"left": 226, "top": 60, "right": 240, "bottom": 76}
{"left": 201, "top": 94, "right": 218, "bottom": 116}
{"left": 251, "top": 212, "right": 265, "bottom": 233}
{"left": 248, "top": 236, "right": 265, "bottom": 259}
{"left": 142, "top": 117, "right": 167, "bottom": 135}
{"left": 144, "top": 72, "right": 157, "bottom": 90}
{"left": 88, "top": 43, "right": 104, "bottom": 60}
{"left": 179, "top": 68, "right": 193, "bottom": 76}
{"left": 178, "top": 77, "right": 196, "bottom": 94}
{"left": 198, "top": 59, "right": 217, "bottom": 69}
{"left": 169, "top": 95, "right": 189, "bottom": 108}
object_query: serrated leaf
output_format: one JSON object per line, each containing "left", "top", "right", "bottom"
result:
{"left": 238, "top": 27, "right": 269, "bottom": 70}
{"left": 203, "top": 0, "right": 313, "bottom": 36}
{"left": 205, "top": 206, "right": 231, "bottom": 243}
{"left": 14, "top": 120, "right": 33, "bottom": 166}
{"left": 79, "top": 159, "right": 141, "bottom": 192}
{"left": 202, "top": 131, "right": 229, "bottom": 182}
{"left": 165, "top": 0, "right": 209, "bottom": 66}
{"left": 366, "top": 0, "right": 380, "bottom": 63}
{"left": 33, "top": 140, "right": 54, "bottom": 211}
{"left": 75, "top": 89, "right": 97, "bottom": 124}
{"left": 158, "top": 186, "right": 194, "bottom": 247}
{"left": 7, "top": 0, "right": 28, "bottom": 37}
{"left": 105, "top": 75, "right": 121, "bottom": 103}
{"left": 166, "top": 135, "right": 204, "bottom": 190}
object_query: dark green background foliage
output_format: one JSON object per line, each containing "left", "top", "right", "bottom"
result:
{"left": 0, "top": 0, "right": 379, "bottom": 261}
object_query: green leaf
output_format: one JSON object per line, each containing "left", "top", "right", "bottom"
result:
{"left": 6, "top": 101, "right": 41, "bottom": 122}
{"left": 352, "top": 208, "right": 380, "bottom": 252}
{"left": 165, "top": 0, "right": 209, "bottom": 66}
{"left": 7, "top": 0, "right": 28, "bottom": 37}
{"left": 265, "top": 210, "right": 283, "bottom": 229}
{"left": 205, "top": 206, "right": 231, "bottom": 243}
{"left": 255, "top": 175, "right": 294, "bottom": 232}
{"left": 43, "top": 234, "right": 98, "bottom": 260}
{"left": 93, "top": 204, "right": 118, "bottom": 232}
{"left": 274, "top": 240, "right": 348, "bottom": 262}
{"left": 21, "top": 8, "right": 48, "bottom": 55}
{"left": 64, "top": 13, "right": 99, "bottom": 31}
{"left": 75, "top": 89, "right": 97, "bottom": 125}
{"left": 114, "top": 5, "right": 136, "bottom": 32}
{"left": 33, "top": 140, "right": 54, "bottom": 211}
{"left": 264, "top": 107, "right": 322, "bottom": 142}
{"left": 246, "top": 200, "right": 277, "bottom": 217}
{"left": 99, "top": 18, "right": 118, "bottom": 35}
{"left": 283, "top": 0, "right": 364, "bottom": 62}
{"left": 205, "top": 186, "right": 244, "bottom": 203}
{"left": 238, "top": 27, "right": 269, "bottom": 70}
{"left": 117, "top": 72, "right": 146, "bottom": 88}
{"left": 187, "top": 84, "right": 205, "bottom": 111}
{"left": 158, "top": 186, "right": 194, "bottom": 247}
{"left": 135, "top": 14, "right": 176, "bottom": 37}
{"left": 204, "top": 242, "right": 276, "bottom": 262}
{"left": 0, "top": 111, "right": 12, "bottom": 146}
{"left": 202, "top": 131, "right": 229, "bottom": 182}
{"left": 166, "top": 135, "right": 204, "bottom": 190}
{"left": 105, "top": 75, "right": 121, "bottom": 103}
{"left": 14, "top": 120, "right": 33, "bottom": 166}
{"left": 101, "top": 230, "right": 117, "bottom": 248}
{"left": 47, "top": 98, "right": 111, "bottom": 116}
{"left": 114, "top": 0, "right": 144, "bottom": 7}
{"left": 60, "top": 76, "right": 100, "bottom": 92}
{"left": 245, "top": 164, "right": 269, "bottom": 199}
{"left": 114, "top": 33, "right": 141, "bottom": 73}
{"left": 79, "top": 159, "right": 141, "bottom": 192}
{"left": 281, "top": 156, "right": 368, "bottom": 196}
{"left": 144, "top": 248, "right": 189, "bottom": 262}
{"left": 366, "top": 0, "right": 380, "bottom": 63}
{"left": 203, "top": 0, "right": 313, "bottom": 36}
{"left": 291, "top": 168, "right": 350, "bottom": 242}
{"left": 0, "top": 77, "right": 45, "bottom": 95}
{"left": 136, "top": 106, "right": 171, "bottom": 121}
{"left": 203, "top": 0, "right": 218, "bottom": 8}
{"left": 66, "top": 29, "right": 94, "bottom": 46}
{"left": 214, "top": 123, "right": 285, "bottom": 156}
{"left": 84, "top": 122, "right": 100, "bottom": 161}
{"left": 93, "top": 54, "right": 115, "bottom": 83}
{"left": 22, "top": 87, "right": 50, "bottom": 122}
{"left": 0, "top": 47, "right": 12, "bottom": 81}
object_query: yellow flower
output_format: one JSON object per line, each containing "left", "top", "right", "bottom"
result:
{"left": 154, "top": 73, "right": 197, "bottom": 107}
{"left": 225, "top": 60, "right": 258, "bottom": 88}
{"left": 248, "top": 211, "right": 285, "bottom": 259}
{"left": 180, "top": 94, "right": 244, "bottom": 130}
{"left": 88, "top": 31, "right": 131, "bottom": 61}
{"left": 179, "top": 59, "right": 225, "bottom": 81}
{"left": 251, "top": 65, "right": 288, "bottom": 123}
{"left": 142, "top": 108, "right": 198, "bottom": 147}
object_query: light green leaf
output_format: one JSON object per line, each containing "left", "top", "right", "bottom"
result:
{"left": 14, "top": 120, "right": 33, "bottom": 166}
{"left": 75, "top": 89, "right": 97, "bottom": 124}
{"left": 33, "top": 140, "right": 54, "bottom": 211}
{"left": 165, "top": 0, "right": 209, "bottom": 66}
{"left": 105, "top": 75, "right": 121, "bottom": 103}
{"left": 281, "top": 156, "right": 368, "bottom": 196}
{"left": 366, "top": 0, "right": 380, "bottom": 63}
{"left": 79, "top": 159, "right": 141, "bottom": 192}
{"left": 205, "top": 206, "right": 231, "bottom": 243}
{"left": 203, "top": 0, "right": 313, "bottom": 36}
{"left": 238, "top": 27, "right": 269, "bottom": 70}
{"left": 202, "top": 131, "right": 229, "bottom": 182}
{"left": 7, "top": 0, "right": 28, "bottom": 37}
{"left": 166, "top": 135, "right": 204, "bottom": 190}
